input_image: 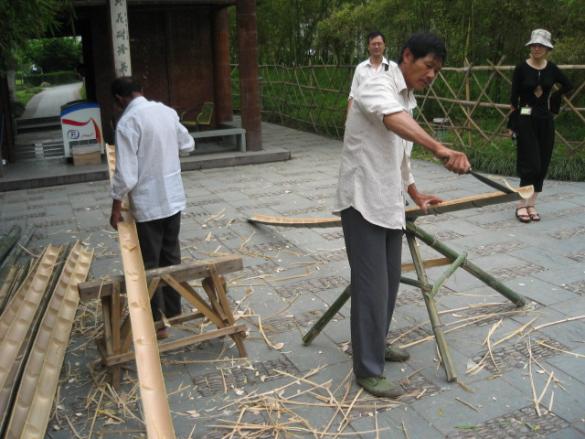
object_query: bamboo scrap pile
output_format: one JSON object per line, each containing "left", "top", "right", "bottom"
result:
{"left": 204, "top": 367, "right": 406, "bottom": 438}
{"left": 0, "top": 230, "right": 93, "bottom": 438}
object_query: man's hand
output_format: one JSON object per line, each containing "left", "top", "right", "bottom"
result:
{"left": 435, "top": 146, "right": 471, "bottom": 175}
{"left": 110, "top": 199, "right": 123, "bottom": 230}
{"left": 407, "top": 184, "right": 443, "bottom": 213}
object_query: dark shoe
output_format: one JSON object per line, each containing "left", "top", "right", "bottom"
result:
{"left": 356, "top": 376, "right": 404, "bottom": 398}
{"left": 515, "top": 207, "right": 531, "bottom": 223}
{"left": 384, "top": 345, "right": 410, "bottom": 362}
{"left": 527, "top": 206, "right": 541, "bottom": 222}
{"left": 156, "top": 327, "right": 170, "bottom": 340}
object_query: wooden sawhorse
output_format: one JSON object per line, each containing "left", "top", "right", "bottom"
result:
{"left": 78, "top": 255, "right": 247, "bottom": 387}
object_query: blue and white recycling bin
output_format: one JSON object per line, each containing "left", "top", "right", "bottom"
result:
{"left": 60, "top": 101, "right": 104, "bottom": 158}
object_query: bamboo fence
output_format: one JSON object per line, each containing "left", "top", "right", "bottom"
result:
{"left": 231, "top": 62, "right": 585, "bottom": 159}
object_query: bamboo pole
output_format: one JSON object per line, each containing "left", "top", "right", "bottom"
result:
{"left": 405, "top": 233, "right": 457, "bottom": 382}
{"left": 302, "top": 285, "right": 350, "bottom": 346}
{"left": 406, "top": 222, "right": 526, "bottom": 307}
{"left": 106, "top": 144, "right": 176, "bottom": 439}
{"left": 116, "top": 221, "right": 176, "bottom": 438}
{"left": 302, "top": 256, "right": 452, "bottom": 346}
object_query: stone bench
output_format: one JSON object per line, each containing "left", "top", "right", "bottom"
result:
{"left": 190, "top": 126, "right": 247, "bottom": 152}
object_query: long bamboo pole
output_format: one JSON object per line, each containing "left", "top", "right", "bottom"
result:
{"left": 406, "top": 232, "right": 458, "bottom": 382}
{"left": 106, "top": 144, "right": 176, "bottom": 439}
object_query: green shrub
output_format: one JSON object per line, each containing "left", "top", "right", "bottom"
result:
{"left": 22, "top": 70, "right": 79, "bottom": 86}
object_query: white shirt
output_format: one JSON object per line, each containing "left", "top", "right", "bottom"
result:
{"left": 111, "top": 96, "right": 195, "bottom": 222}
{"left": 349, "top": 56, "right": 390, "bottom": 100}
{"left": 334, "top": 61, "right": 416, "bottom": 230}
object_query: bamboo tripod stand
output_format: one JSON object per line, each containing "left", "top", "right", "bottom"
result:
{"left": 249, "top": 187, "right": 532, "bottom": 382}
{"left": 301, "top": 220, "right": 526, "bottom": 382}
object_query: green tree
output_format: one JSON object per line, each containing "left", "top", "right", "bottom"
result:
{"left": 0, "top": 0, "right": 72, "bottom": 70}
{"left": 18, "top": 37, "right": 81, "bottom": 73}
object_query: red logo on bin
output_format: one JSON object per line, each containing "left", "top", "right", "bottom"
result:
{"left": 62, "top": 118, "right": 102, "bottom": 144}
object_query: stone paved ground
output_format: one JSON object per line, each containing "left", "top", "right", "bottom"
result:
{"left": 2, "top": 121, "right": 585, "bottom": 438}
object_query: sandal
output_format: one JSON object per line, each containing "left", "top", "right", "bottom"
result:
{"left": 515, "top": 207, "right": 531, "bottom": 223}
{"left": 527, "top": 207, "right": 541, "bottom": 222}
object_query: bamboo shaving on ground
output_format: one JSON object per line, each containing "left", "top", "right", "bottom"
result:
{"left": 207, "top": 367, "right": 400, "bottom": 437}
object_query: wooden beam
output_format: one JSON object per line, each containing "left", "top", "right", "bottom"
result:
{"left": 104, "top": 324, "right": 247, "bottom": 367}
{"left": 401, "top": 257, "right": 451, "bottom": 273}
{"left": 78, "top": 255, "right": 243, "bottom": 300}
{"left": 161, "top": 275, "right": 226, "bottom": 329}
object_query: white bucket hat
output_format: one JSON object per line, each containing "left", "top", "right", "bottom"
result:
{"left": 526, "top": 29, "right": 554, "bottom": 49}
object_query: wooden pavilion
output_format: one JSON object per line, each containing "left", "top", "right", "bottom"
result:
{"left": 0, "top": 0, "right": 262, "bottom": 174}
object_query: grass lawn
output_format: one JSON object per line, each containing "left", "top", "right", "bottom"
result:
{"left": 15, "top": 85, "right": 43, "bottom": 107}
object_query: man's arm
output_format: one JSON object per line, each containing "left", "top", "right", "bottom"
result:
{"left": 110, "top": 199, "right": 123, "bottom": 230}
{"left": 110, "top": 124, "right": 139, "bottom": 230}
{"left": 176, "top": 113, "right": 195, "bottom": 153}
{"left": 383, "top": 111, "right": 470, "bottom": 174}
{"left": 347, "top": 65, "right": 361, "bottom": 113}
{"left": 407, "top": 183, "right": 442, "bottom": 213}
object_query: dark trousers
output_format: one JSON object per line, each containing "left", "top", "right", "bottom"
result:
{"left": 136, "top": 211, "right": 182, "bottom": 321}
{"left": 517, "top": 115, "right": 555, "bottom": 193}
{"left": 341, "top": 207, "right": 403, "bottom": 378}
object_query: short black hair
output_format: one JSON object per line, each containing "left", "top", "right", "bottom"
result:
{"left": 399, "top": 32, "right": 447, "bottom": 64}
{"left": 111, "top": 76, "right": 142, "bottom": 97}
{"left": 367, "top": 31, "right": 385, "bottom": 44}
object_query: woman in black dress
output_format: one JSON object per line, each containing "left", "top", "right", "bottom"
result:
{"left": 509, "top": 29, "right": 572, "bottom": 222}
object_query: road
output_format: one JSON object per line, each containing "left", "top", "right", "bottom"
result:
{"left": 20, "top": 81, "right": 83, "bottom": 119}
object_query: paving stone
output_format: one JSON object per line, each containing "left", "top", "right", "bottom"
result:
{"left": 273, "top": 274, "right": 347, "bottom": 298}
{"left": 446, "top": 406, "right": 569, "bottom": 438}
{"left": 4, "top": 119, "right": 585, "bottom": 437}
{"left": 191, "top": 355, "right": 300, "bottom": 398}
{"left": 473, "top": 240, "right": 527, "bottom": 256}
{"left": 471, "top": 336, "right": 568, "bottom": 374}
{"left": 549, "top": 225, "right": 585, "bottom": 240}
{"left": 490, "top": 262, "right": 546, "bottom": 281}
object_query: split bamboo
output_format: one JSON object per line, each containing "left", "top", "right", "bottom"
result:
{"left": 0, "top": 245, "right": 61, "bottom": 425}
{"left": 5, "top": 242, "right": 93, "bottom": 439}
{"left": 249, "top": 186, "right": 534, "bottom": 228}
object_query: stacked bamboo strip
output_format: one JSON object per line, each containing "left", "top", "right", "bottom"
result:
{"left": 0, "top": 245, "right": 62, "bottom": 424}
{"left": 5, "top": 241, "right": 93, "bottom": 439}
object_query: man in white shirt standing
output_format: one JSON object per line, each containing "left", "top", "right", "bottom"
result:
{"left": 348, "top": 31, "right": 390, "bottom": 111}
{"left": 109, "top": 77, "right": 195, "bottom": 339}
{"left": 334, "top": 33, "right": 471, "bottom": 398}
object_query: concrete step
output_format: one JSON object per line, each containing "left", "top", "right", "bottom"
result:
{"left": 13, "top": 141, "right": 65, "bottom": 161}
{"left": 16, "top": 116, "right": 61, "bottom": 133}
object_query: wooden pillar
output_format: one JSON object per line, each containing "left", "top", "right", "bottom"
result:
{"left": 236, "top": 0, "right": 262, "bottom": 150}
{"left": 109, "top": 0, "right": 132, "bottom": 77}
{"left": 213, "top": 7, "right": 233, "bottom": 124}
{"left": 0, "top": 74, "right": 15, "bottom": 171}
